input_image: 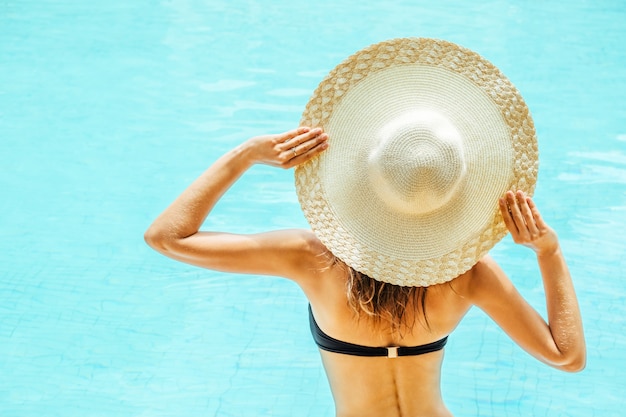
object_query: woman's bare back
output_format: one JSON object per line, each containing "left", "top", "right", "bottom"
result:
{"left": 301, "top": 252, "right": 475, "bottom": 417}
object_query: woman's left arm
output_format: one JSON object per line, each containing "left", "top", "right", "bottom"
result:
{"left": 144, "top": 127, "right": 329, "bottom": 280}
{"left": 461, "top": 191, "right": 586, "bottom": 372}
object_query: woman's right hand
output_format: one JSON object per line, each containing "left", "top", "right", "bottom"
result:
{"left": 145, "top": 125, "right": 333, "bottom": 283}
{"left": 242, "top": 126, "right": 329, "bottom": 169}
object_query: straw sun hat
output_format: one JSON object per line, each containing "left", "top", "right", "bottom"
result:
{"left": 295, "top": 38, "right": 538, "bottom": 287}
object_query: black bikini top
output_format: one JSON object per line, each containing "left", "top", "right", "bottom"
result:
{"left": 308, "top": 305, "right": 448, "bottom": 358}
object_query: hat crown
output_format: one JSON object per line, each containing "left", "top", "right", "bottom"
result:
{"left": 367, "top": 110, "right": 466, "bottom": 215}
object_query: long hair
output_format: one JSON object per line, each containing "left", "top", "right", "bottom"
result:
{"left": 343, "top": 263, "right": 428, "bottom": 334}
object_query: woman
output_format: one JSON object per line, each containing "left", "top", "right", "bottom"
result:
{"left": 145, "top": 38, "right": 585, "bottom": 416}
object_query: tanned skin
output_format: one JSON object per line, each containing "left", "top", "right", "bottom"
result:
{"left": 145, "top": 127, "right": 585, "bottom": 417}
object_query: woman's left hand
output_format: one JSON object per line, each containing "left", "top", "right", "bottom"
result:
{"left": 471, "top": 191, "right": 585, "bottom": 372}
{"left": 244, "top": 126, "right": 328, "bottom": 169}
{"left": 499, "top": 190, "right": 560, "bottom": 257}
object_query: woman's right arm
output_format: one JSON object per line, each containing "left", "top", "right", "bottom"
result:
{"left": 144, "top": 127, "right": 330, "bottom": 281}
{"left": 460, "top": 191, "right": 586, "bottom": 372}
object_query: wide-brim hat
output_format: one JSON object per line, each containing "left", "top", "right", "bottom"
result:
{"left": 295, "top": 38, "right": 538, "bottom": 287}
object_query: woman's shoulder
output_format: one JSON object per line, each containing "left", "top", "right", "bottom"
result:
{"left": 449, "top": 255, "right": 523, "bottom": 312}
{"left": 280, "top": 228, "right": 338, "bottom": 282}
{"left": 284, "top": 228, "right": 332, "bottom": 263}
{"left": 448, "top": 255, "right": 505, "bottom": 299}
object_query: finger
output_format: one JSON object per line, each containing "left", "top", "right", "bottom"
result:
{"left": 276, "top": 126, "right": 311, "bottom": 143}
{"left": 281, "top": 130, "right": 325, "bottom": 161}
{"left": 526, "top": 197, "right": 549, "bottom": 230}
{"left": 506, "top": 191, "right": 530, "bottom": 240}
{"left": 499, "top": 197, "right": 518, "bottom": 234}
{"left": 293, "top": 133, "right": 328, "bottom": 160}
{"left": 278, "top": 127, "right": 322, "bottom": 150}
{"left": 293, "top": 131, "right": 328, "bottom": 156}
{"left": 517, "top": 191, "right": 539, "bottom": 237}
{"left": 283, "top": 136, "right": 329, "bottom": 168}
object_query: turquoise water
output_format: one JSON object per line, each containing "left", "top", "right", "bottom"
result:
{"left": 1, "top": 1, "right": 625, "bottom": 416}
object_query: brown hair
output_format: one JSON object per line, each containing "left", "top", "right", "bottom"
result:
{"left": 344, "top": 263, "right": 428, "bottom": 334}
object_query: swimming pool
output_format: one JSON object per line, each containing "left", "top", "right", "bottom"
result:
{"left": 1, "top": 1, "right": 625, "bottom": 415}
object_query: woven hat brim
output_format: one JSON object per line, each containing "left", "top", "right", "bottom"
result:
{"left": 295, "top": 38, "right": 538, "bottom": 287}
